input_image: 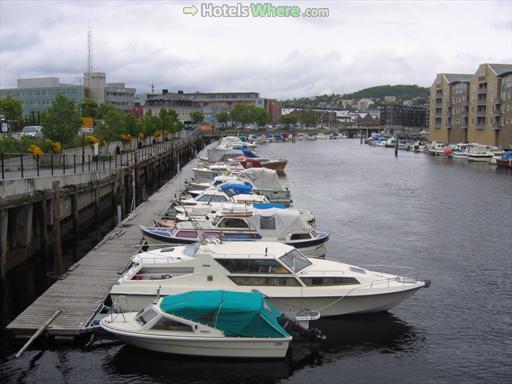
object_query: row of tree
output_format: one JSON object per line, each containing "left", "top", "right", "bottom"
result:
{"left": 215, "top": 104, "right": 270, "bottom": 129}
{"left": 0, "top": 94, "right": 187, "bottom": 151}
{"left": 280, "top": 109, "right": 317, "bottom": 127}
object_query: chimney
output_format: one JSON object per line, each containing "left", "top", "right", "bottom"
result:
{"left": 162, "top": 89, "right": 168, "bottom": 94}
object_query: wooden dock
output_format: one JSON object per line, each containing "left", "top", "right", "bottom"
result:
{"left": 6, "top": 144, "right": 211, "bottom": 337}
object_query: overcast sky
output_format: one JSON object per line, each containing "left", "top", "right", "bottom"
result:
{"left": 0, "top": 0, "right": 511, "bottom": 99}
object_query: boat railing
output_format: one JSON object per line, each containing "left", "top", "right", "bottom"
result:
{"left": 369, "top": 272, "right": 420, "bottom": 288}
{"left": 109, "top": 296, "right": 130, "bottom": 322}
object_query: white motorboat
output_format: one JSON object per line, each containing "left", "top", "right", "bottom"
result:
{"left": 385, "top": 137, "right": 397, "bottom": 148}
{"left": 101, "top": 290, "right": 292, "bottom": 358}
{"left": 316, "top": 133, "right": 329, "bottom": 140}
{"left": 173, "top": 203, "right": 315, "bottom": 226}
{"left": 428, "top": 141, "right": 446, "bottom": 155}
{"left": 180, "top": 188, "right": 269, "bottom": 207}
{"left": 110, "top": 242, "right": 429, "bottom": 317}
{"left": 140, "top": 207, "right": 328, "bottom": 258}
{"left": 467, "top": 145, "right": 503, "bottom": 162}
{"left": 239, "top": 168, "right": 291, "bottom": 206}
{"left": 408, "top": 141, "right": 427, "bottom": 152}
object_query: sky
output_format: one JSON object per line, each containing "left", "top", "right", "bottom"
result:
{"left": 0, "top": 0, "right": 511, "bottom": 99}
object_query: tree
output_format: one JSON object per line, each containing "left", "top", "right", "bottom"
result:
{"left": 230, "top": 104, "right": 253, "bottom": 128}
{"left": 0, "top": 96, "right": 23, "bottom": 130}
{"left": 162, "top": 109, "right": 183, "bottom": 136}
{"left": 280, "top": 114, "right": 298, "bottom": 128}
{"left": 251, "top": 107, "right": 269, "bottom": 127}
{"left": 94, "top": 108, "right": 126, "bottom": 152}
{"left": 97, "top": 103, "right": 115, "bottom": 119}
{"left": 300, "top": 109, "right": 316, "bottom": 127}
{"left": 215, "top": 111, "right": 230, "bottom": 129}
{"left": 80, "top": 98, "right": 99, "bottom": 118}
{"left": 190, "top": 110, "right": 204, "bottom": 124}
{"left": 124, "top": 114, "right": 141, "bottom": 137}
{"left": 142, "top": 109, "right": 160, "bottom": 138}
{"left": 41, "top": 94, "right": 81, "bottom": 144}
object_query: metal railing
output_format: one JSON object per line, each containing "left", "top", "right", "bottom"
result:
{"left": 0, "top": 139, "right": 188, "bottom": 180}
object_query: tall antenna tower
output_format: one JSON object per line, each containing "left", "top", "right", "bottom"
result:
{"left": 86, "top": 21, "right": 93, "bottom": 88}
{"left": 150, "top": 81, "right": 155, "bottom": 94}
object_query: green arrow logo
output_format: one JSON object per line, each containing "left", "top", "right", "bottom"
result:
{"left": 183, "top": 5, "right": 198, "bottom": 16}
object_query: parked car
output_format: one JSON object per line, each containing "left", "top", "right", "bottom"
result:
{"left": 20, "top": 125, "right": 44, "bottom": 138}
{"left": 80, "top": 126, "right": 94, "bottom": 134}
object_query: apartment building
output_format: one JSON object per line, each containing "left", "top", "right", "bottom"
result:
{"left": 429, "top": 64, "right": 512, "bottom": 147}
{"left": 380, "top": 104, "right": 426, "bottom": 131}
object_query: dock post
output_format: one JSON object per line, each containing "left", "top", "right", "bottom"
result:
{"left": 0, "top": 209, "right": 9, "bottom": 323}
{"left": 71, "top": 187, "right": 79, "bottom": 261}
{"left": 119, "top": 169, "right": 126, "bottom": 219}
{"left": 94, "top": 183, "right": 100, "bottom": 242}
{"left": 395, "top": 135, "right": 399, "bottom": 157}
{"left": 39, "top": 199, "right": 48, "bottom": 265}
{"left": 51, "top": 181, "right": 64, "bottom": 277}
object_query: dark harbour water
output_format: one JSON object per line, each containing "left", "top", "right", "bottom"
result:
{"left": 1, "top": 139, "right": 511, "bottom": 384}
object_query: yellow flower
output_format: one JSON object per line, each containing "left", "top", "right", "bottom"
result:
{"left": 27, "top": 144, "right": 43, "bottom": 157}
{"left": 120, "top": 133, "right": 132, "bottom": 143}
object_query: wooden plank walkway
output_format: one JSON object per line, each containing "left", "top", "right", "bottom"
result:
{"left": 7, "top": 144, "right": 213, "bottom": 336}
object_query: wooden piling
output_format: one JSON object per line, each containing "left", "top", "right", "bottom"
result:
{"left": 94, "top": 183, "right": 100, "bottom": 242}
{"left": 71, "top": 187, "right": 79, "bottom": 261}
{"left": 0, "top": 209, "right": 9, "bottom": 322}
{"left": 51, "top": 181, "right": 64, "bottom": 277}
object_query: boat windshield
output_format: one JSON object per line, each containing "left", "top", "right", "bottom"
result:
{"left": 211, "top": 215, "right": 222, "bottom": 226}
{"left": 279, "top": 249, "right": 312, "bottom": 273}
{"left": 183, "top": 242, "right": 200, "bottom": 257}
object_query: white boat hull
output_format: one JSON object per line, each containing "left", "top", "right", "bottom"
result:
{"left": 467, "top": 155, "right": 492, "bottom": 162}
{"left": 118, "top": 332, "right": 289, "bottom": 358}
{"left": 101, "top": 320, "right": 290, "bottom": 358}
{"left": 111, "top": 284, "right": 423, "bottom": 318}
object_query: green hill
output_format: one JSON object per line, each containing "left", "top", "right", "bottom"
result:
{"left": 281, "top": 84, "right": 429, "bottom": 109}
{"left": 341, "top": 84, "right": 428, "bottom": 100}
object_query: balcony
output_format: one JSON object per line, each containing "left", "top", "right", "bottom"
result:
{"left": 493, "top": 123, "right": 502, "bottom": 130}
{"left": 434, "top": 123, "right": 441, "bottom": 129}
{"left": 477, "top": 98, "right": 487, "bottom": 105}
{"left": 460, "top": 124, "right": 468, "bottom": 130}
{"left": 476, "top": 122, "right": 485, "bottom": 130}
{"left": 493, "top": 97, "right": 501, "bottom": 104}
{"left": 476, "top": 111, "right": 486, "bottom": 117}
{"left": 435, "top": 101, "right": 442, "bottom": 107}
{"left": 435, "top": 112, "right": 442, "bottom": 118}
{"left": 477, "top": 86, "right": 487, "bottom": 94}
{"left": 493, "top": 109, "right": 502, "bottom": 116}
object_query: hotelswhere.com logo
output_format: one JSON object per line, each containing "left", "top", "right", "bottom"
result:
{"left": 183, "top": 3, "right": 330, "bottom": 18}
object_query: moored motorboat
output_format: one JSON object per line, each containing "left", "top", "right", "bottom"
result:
{"left": 467, "top": 145, "right": 503, "bottom": 162}
{"left": 496, "top": 151, "right": 512, "bottom": 168}
{"left": 428, "top": 141, "right": 447, "bottom": 155}
{"left": 140, "top": 207, "right": 329, "bottom": 258}
{"left": 101, "top": 290, "right": 292, "bottom": 358}
{"left": 110, "top": 242, "right": 429, "bottom": 317}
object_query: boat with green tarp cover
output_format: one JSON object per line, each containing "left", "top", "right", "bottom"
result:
{"left": 160, "top": 290, "right": 290, "bottom": 338}
{"left": 100, "top": 290, "right": 292, "bottom": 358}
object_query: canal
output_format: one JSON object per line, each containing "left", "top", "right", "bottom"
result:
{"left": 1, "top": 139, "right": 511, "bottom": 383}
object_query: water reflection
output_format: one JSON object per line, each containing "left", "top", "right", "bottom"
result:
{"left": 103, "top": 312, "right": 421, "bottom": 384}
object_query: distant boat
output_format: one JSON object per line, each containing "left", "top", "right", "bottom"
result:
{"left": 428, "top": 141, "right": 446, "bottom": 156}
{"left": 467, "top": 145, "right": 503, "bottom": 162}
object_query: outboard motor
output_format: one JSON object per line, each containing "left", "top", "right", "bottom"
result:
{"left": 278, "top": 310, "right": 326, "bottom": 342}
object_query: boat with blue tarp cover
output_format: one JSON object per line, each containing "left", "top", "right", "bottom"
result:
{"left": 100, "top": 290, "right": 293, "bottom": 358}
